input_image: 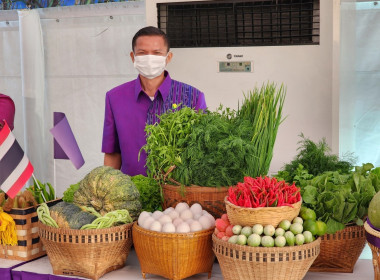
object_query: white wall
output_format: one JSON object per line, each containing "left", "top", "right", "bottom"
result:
{"left": 146, "top": 0, "right": 338, "bottom": 175}
{"left": 0, "top": 0, "right": 339, "bottom": 193}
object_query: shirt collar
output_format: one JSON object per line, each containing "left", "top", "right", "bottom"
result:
{"left": 135, "top": 71, "right": 172, "bottom": 101}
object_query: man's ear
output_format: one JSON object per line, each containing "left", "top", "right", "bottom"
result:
{"left": 130, "top": 51, "right": 135, "bottom": 63}
{"left": 166, "top": 52, "right": 173, "bottom": 64}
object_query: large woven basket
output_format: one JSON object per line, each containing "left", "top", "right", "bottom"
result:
{"left": 364, "top": 220, "right": 380, "bottom": 279}
{"left": 309, "top": 224, "right": 366, "bottom": 273}
{"left": 213, "top": 234, "right": 321, "bottom": 280}
{"left": 133, "top": 222, "right": 215, "bottom": 280}
{"left": 38, "top": 222, "right": 133, "bottom": 280}
{"left": 163, "top": 183, "right": 228, "bottom": 218}
{"left": 225, "top": 196, "right": 302, "bottom": 227}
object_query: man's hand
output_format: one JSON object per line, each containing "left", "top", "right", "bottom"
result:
{"left": 104, "top": 153, "right": 121, "bottom": 170}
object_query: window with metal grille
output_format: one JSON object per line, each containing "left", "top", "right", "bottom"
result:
{"left": 157, "top": 0, "right": 320, "bottom": 48}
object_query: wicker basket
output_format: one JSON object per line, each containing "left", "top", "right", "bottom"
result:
{"left": 0, "top": 199, "right": 61, "bottom": 261}
{"left": 38, "top": 221, "right": 133, "bottom": 280}
{"left": 364, "top": 221, "right": 380, "bottom": 279}
{"left": 162, "top": 183, "right": 229, "bottom": 218}
{"left": 133, "top": 222, "right": 215, "bottom": 280}
{"left": 213, "top": 234, "right": 321, "bottom": 280}
{"left": 309, "top": 225, "right": 366, "bottom": 273}
{"left": 225, "top": 197, "right": 302, "bottom": 227}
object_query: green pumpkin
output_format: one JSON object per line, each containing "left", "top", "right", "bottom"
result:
{"left": 49, "top": 201, "right": 97, "bottom": 229}
{"left": 73, "top": 166, "right": 142, "bottom": 220}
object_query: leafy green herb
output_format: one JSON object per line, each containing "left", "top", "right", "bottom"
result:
{"left": 142, "top": 82, "right": 285, "bottom": 187}
{"left": 279, "top": 134, "right": 355, "bottom": 184}
{"left": 175, "top": 82, "right": 286, "bottom": 187}
{"left": 296, "top": 163, "right": 378, "bottom": 234}
{"left": 131, "top": 175, "right": 162, "bottom": 212}
{"left": 141, "top": 106, "right": 205, "bottom": 184}
{"left": 62, "top": 182, "right": 80, "bottom": 203}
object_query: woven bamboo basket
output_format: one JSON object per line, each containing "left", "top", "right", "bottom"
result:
{"left": 162, "top": 183, "right": 229, "bottom": 218}
{"left": 364, "top": 221, "right": 380, "bottom": 279}
{"left": 309, "top": 224, "right": 366, "bottom": 273}
{"left": 225, "top": 196, "right": 302, "bottom": 227}
{"left": 213, "top": 234, "right": 321, "bottom": 280}
{"left": 38, "top": 221, "right": 133, "bottom": 280}
{"left": 133, "top": 222, "right": 215, "bottom": 280}
{"left": 0, "top": 199, "right": 61, "bottom": 261}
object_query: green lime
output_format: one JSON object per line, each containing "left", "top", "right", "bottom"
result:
{"left": 300, "top": 206, "right": 308, "bottom": 216}
{"left": 301, "top": 208, "right": 317, "bottom": 221}
{"left": 315, "top": 221, "right": 327, "bottom": 236}
{"left": 303, "top": 219, "right": 318, "bottom": 235}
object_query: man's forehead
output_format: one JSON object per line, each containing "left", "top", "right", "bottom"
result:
{"left": 135, "top": 36, "right": 166, "bottom": 46}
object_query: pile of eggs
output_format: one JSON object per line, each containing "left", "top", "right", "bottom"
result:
{"left": 137, "top": 202, "right": 216, "bottom": 233}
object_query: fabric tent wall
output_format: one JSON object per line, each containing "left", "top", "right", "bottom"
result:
{"left": 0, "top": 2, "right": 145, "bottom": 196}
{"left": 340, "top": 1, "right": 380, "bottom": 167}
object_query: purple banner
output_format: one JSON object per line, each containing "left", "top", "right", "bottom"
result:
{"left": 50, "top": 112, "right": 85, "bottom": 169}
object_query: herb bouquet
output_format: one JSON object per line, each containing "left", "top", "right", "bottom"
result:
{"left": 142, "top": 83, "right": 286, "bottom": 218}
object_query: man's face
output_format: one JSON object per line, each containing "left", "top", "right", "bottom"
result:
{"left": 130, "top": 35, "right": 172, "bottom": 63}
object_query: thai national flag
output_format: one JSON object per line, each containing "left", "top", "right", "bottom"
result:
{"left": 0, "top": 121, "right": 34, "bottom": 198}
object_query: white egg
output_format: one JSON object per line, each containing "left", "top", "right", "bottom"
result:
{"left": 172, "top": 218, "right": 183, "bottom": 227}
{"left": 141, "top": 216, "right": 155, "bottom": 229}
{"left": 198, "top": 215, "right": 212, "bottom": 230}
{"left": 193, "top": 214, "right": 202, "bottom": 220}
{"left": 163, "top": 207, "right": 174, "bottom": 214}
{"left": 158, "top": 214, "right": 172, "bottom": 225}
{"left": 149, "top": 221, "right": 162, "bottom": 232}
{"left": 190, "top": 203, "right": 203, "bottom": 215}
{"left": 168, "top": 210, "right": 179, "bottom": 220}
{"left": 190, "top": 221, "right": 203, "bottom": 232}
{"left": 175, "top": 202, "right": 189, "bottom": 213}
{"left": 180, "top": 209, "right": 193, "bottom": 220}
{"left": 176, "top": 222, "right": 191, "bottom": 233}
{"left": 185, "top": 218, "right": 195, "bottom": 225}
{"left": 204, "top": 213, "right": 215, "bottom": 227}
{"left": 152, "top": 211, "right": 164, "bottom": 220}
{"left": 138, "top": 215, "right": 147, "bottom": 226}
{"left": 202, "top": 210, "right": 208, "bottom": 215}
{"left": 139, "top": 211, "right": 151, "bottom": 219}
{"left": 162, "top": 223, "right": 176, "bottom": 233}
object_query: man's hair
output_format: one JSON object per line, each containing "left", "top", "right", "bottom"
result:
{"left": 132, "top": 26, "right": 170, "bottom": 53}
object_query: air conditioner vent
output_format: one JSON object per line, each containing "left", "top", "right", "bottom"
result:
{"left": 157, "top": 0, "right": 320, "bottom": 48}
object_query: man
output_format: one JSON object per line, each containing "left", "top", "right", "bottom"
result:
{"left": 102, "top": 26, "right": 207, "bottom": 176}
{"left": 0, "top": 94, "right": 15, "bottom": 131}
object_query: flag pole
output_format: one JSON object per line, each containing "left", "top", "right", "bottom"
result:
{"left": 53, "top": 159, "right": 57, "bottom": 200}
{"left": 31, "top": 173, "right": 47, "bottom": 203}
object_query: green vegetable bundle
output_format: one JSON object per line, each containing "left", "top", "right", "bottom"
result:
{"left": 26, "top": 179, "right": 55, "bottom": 203}
{"left": 142, "top": 106, "right": 205, "bottom": 183}
{"left": 143, "top": 82, "right": 285, "bottom": 187}
{"left": 131, "top": 175, "right": 162, "bottom": 212}
{"left": 175, "top": 83, "right": 285, "bottom": 186}
{"left": 294, "top": 163, "right": 380, "bottom": 234}
{"left": 276, "top": 134, "right": 355, "bottom": 184}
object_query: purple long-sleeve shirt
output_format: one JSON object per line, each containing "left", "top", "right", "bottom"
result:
{"left": 102, "top": 71, "right": 207, "bottom": 176}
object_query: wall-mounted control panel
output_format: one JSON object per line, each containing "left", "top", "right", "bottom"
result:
{"left": 218, "top": 61, "right": 253, "bottom": 73}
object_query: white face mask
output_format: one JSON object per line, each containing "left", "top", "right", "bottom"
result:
{"left": 133, "top": 54, "right": 167, "bottom": 79}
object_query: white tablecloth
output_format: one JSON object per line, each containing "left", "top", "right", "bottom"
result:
{"left": 7, "top": 249, "right": 375, "bottom": 280}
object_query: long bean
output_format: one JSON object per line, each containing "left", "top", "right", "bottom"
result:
{"left": 80, "top": 209, "right": 132, "bottom": 230}
{"left": 37, "top": 203, "right": 59, "bottom": 228}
